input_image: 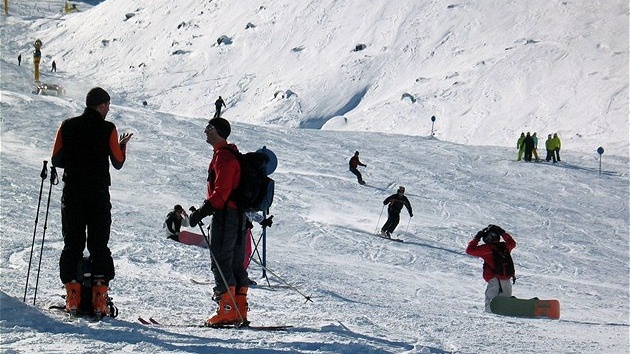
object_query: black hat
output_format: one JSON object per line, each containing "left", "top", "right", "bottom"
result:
{"left": 482, "top": 230, "right": 500, "bottom": 244}
{"left": 86, "top": 87, "right": 110, "bottom": 107}
{"left": 208, "top": 117, "right": 231, "bottom": 139}
{"left": 174, "top": 204, "right": 184, "bottom": 212}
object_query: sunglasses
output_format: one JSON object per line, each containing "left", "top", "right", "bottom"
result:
{"left": 204, "top": 125, "right": 215, "bottom": 133}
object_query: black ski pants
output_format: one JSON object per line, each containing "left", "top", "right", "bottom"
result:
{"left": 59, "top": 184, "right": 114, "bottom": 284}
{"left": 349, "top": 167, "right": 364, "bottom": 184}
{"left": 381, "top": 210, "right": 401, "bottom": 234}
{"left": 210, "top": 209, "right": 248, "bottom": 294}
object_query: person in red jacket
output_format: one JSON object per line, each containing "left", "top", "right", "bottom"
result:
{"left": 189, "top": 117, "right": 249, "bottom": 327}
{"left": 465, "top": 224, "right": 516, "bottom": 312}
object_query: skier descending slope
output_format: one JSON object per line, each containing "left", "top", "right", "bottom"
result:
{"left": 379, "top": 186, "right": 413, "bottom": 238}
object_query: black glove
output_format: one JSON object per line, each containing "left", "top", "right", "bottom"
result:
{"left": 488, "top": 224, "right": 505, "bottom": 235}
{"left": 474, "top": 230, "right": 485, "bottom": 241}
{"left": 409, "top": 213, "right": 413, "bottom": 217}
{"left": 260, "top": 215, "right": 274, "bottom": 228}
{"left": 189, "top": 201, "right": 214, "bottom": 227}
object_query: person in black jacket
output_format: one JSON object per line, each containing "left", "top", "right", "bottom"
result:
{"left": 348, "top": 151, "right": 366, "bottom": 185}
{"left": 51, "top": 87, "right": 133, "bottom": 316}
{"left": 164, "top": 204, "right": 189, "bottom": 241}
{"left": 380, "top": 186, "right": 413, "bottom": 238}
{"left": 214, "top": 96, "right": 226, "bottom": 118}
{"left": 522, "top": 132, "right": 535, "bottom": 162}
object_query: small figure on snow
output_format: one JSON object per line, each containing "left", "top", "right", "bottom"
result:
{"left": 522, "top": 132, "right": 534, "bottom": 162}
{"left": 465, "top": 224, "right": 517, "bottom": 312}
{"left": 18, "top": 54, "right": 22, "bottom": 66}
{"left": 164, "top": 204, "right": 189, "bottom": 241}
{"left": 516, "top": 132, "right": 525, "bottom": 161}
{"left": 348, "top": 151, "right": 367, "bottom": 185}
{"left": 214, "top": 96, "right": 226, "bottom": 118}
{"left": 531, "top": 132, "right": 540, "bottom": 161}
{"left": 545, "top": 134, "right": 556, "bottom": 163}
{"left": 380, "top": 186, "right": 413, "bottom": 238}
{"left": 551, "top": 133, "right": 561, "bottom": 162}
{"left": 51, "top": 60, "right": 57, "bottom": 72}
{"left": 164, "top": 205, "right": 208, "bottom": 248}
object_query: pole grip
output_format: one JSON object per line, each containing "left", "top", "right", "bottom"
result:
{"left": 40, "top": 161, "right": 48, "bottom": 179}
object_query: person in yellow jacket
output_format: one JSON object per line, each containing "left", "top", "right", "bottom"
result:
{"left": 516, "top": 132, "right": 525, "bottom": 161}
{"left": 545, "top": 134, "right": 557, "bottom": 163}
{"left": 551, "top": 133, "right": 561, "bottom": 162}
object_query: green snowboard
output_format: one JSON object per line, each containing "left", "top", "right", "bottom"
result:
{"left": 490, "top": 296, "right": 560, "bottom": 319}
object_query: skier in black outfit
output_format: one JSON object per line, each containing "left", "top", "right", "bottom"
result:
{"left": 348, "top": 151, "right": 367, "bottom": 185}
{"left": 214, "top": 96, "right": 226, "bottom": 118}
{"left": 380, "top": 186, "right": 413, "bottom": 238}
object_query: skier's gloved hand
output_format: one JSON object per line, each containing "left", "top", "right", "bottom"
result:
{"left": 260, "top": 215, "right": 274, "bottom": 228}
{"left": 409, "top": 213, "right": 413, "bottom": 217}
{"left": 474, "top": 230, "right": 485, "bottom": 241}
{"left": 488, "top": 224, "right": 505, "bottom": 235}
{"left": 189, "top": 200, "right": 214, "bottom": 227}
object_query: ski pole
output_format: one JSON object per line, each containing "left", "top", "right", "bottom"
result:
{"left": 23, "top": 161, "right": 48, "bottom": 302}
{"left": 374, "top": 204, "right": 385, "bottom": 234}
{"left": 32, "top": 165, "right": 58, "bottom": 305}
{"left": 250, "top": 233, "right": 271, "bottom": 286}
{"left": 249, "top": 257, "right": 313, "bottom": 303}
{"left": 404, "top": 216, "right": 411, "bottom": 234}
{"left": 191, "top": 207, "right": 246, "bottom": 325}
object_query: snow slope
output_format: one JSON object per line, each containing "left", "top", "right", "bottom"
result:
{"left": 3, "top": 0, "right": 628, "bottom": 155}
{"left": 1, "top": 1, "right": 629, "bottom": 353}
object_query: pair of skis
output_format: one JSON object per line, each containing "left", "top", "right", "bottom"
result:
{"left": 137, "top": 317, "right": 291, "bottom": 331}
{"left": 375, "top": 232, "right": 404, "bottom": 242}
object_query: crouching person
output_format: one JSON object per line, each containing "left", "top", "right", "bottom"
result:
{"left": 465, "top": 224, "right": 516, "bottom": 312}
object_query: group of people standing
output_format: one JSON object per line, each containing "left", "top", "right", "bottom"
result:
{"left": 516, "top": 132, "right": 561, "bottom": 163}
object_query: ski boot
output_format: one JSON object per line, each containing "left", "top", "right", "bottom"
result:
{"left": 92, "top": 279, "right": 109, "bottom": 319}
{"left": 235, "top": 286, "right": 249, "bottom": 324}
{"left": 205, "top": 286, "right": 239, "bottom": 327}
{"left": 65, "top": 281, "right": 81, "bottom": 315}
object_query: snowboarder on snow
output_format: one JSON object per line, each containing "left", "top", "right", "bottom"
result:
{"left": 214, "top": 96, "right": 226, "bottom": 118}
{"left": 380, "top": 186, "right": 413, "bottom": 238}
{"left": 348, "top": 151, "right": 366, "bottom": 185}
{"left": 465, "top": 224, "right": 516, "bottom": 312}
{"left": 164, "top": 204, "right": 189, "bottom": 241}
{"left": 51, "top": 87, "right": 133, "bottom": 316}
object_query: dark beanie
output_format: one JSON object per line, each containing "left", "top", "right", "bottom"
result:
{"left": 86, "top": 87, "right": 110, "bottom": 107}
{"left": 208, "top": 117, "right": 231, "bottom": 139}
